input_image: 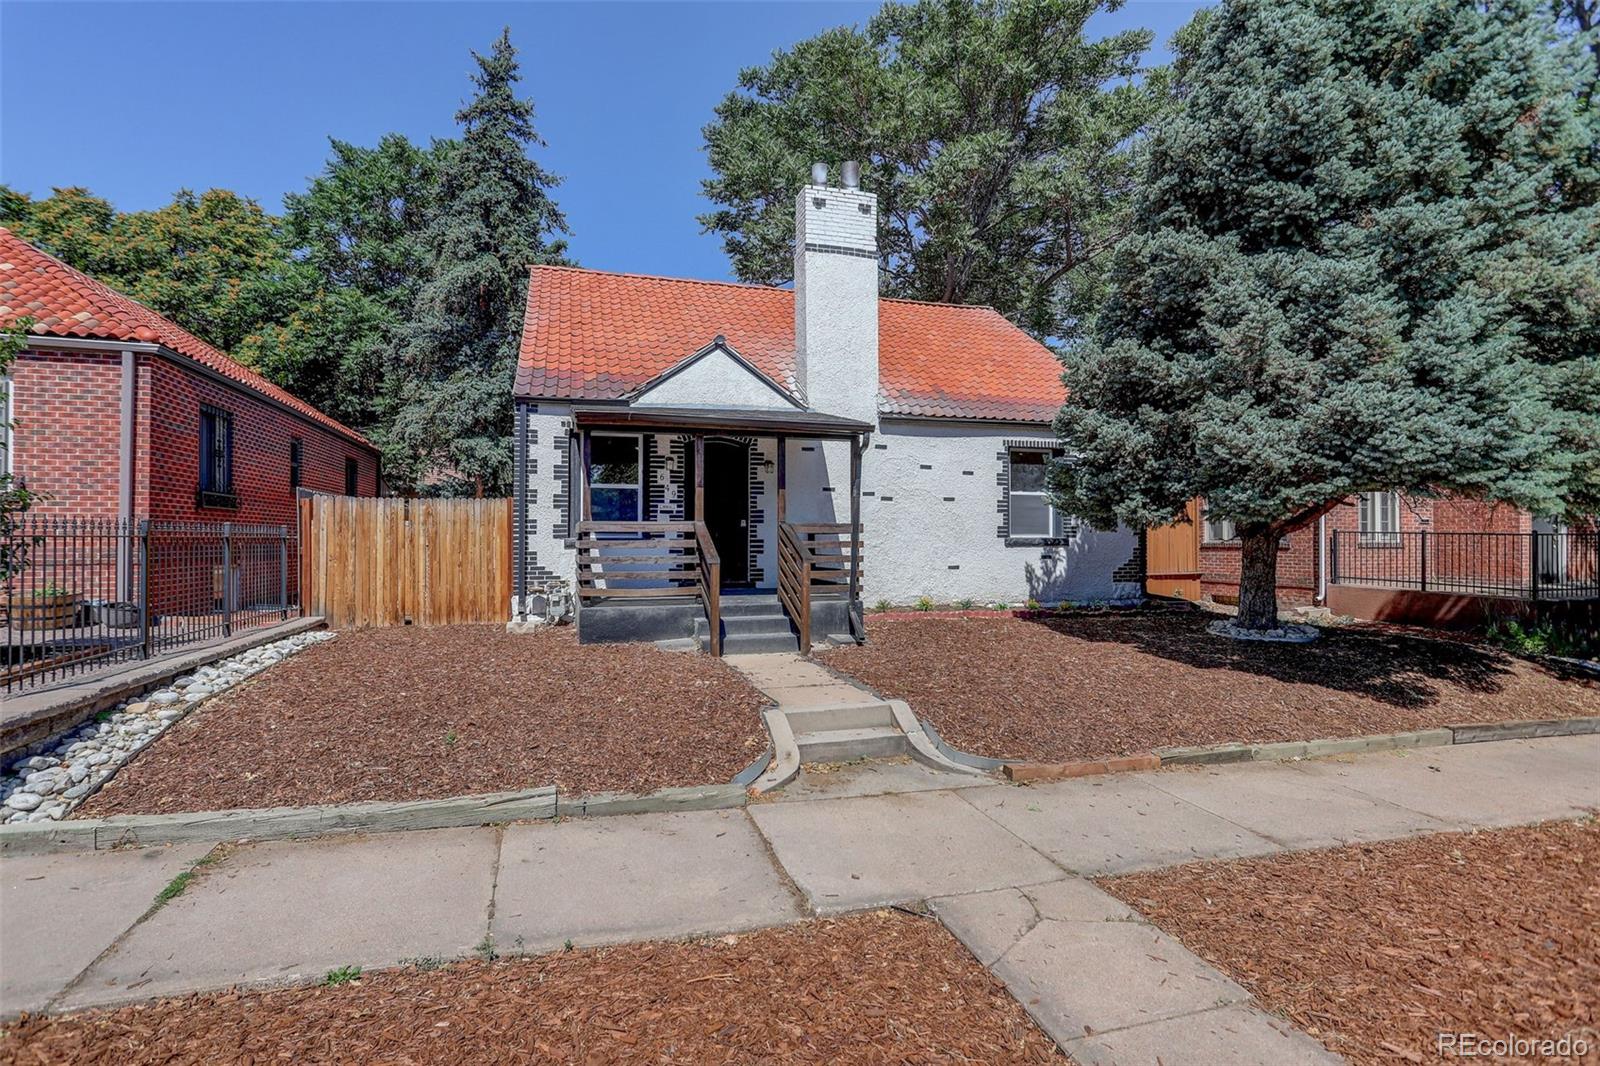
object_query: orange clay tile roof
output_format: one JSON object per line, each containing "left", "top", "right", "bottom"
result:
{"left": 0, "top": 227, "right": 373, "bottom": 449}
{"left": 515, "top": 265, "right": 1066, "bottom": 423}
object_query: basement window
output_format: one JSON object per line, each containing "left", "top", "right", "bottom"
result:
{"left": 588, "top": 432, "right": 642, "bottom": 522}
{"left": 197, "top": 406, "right": 237, "bottom": 508}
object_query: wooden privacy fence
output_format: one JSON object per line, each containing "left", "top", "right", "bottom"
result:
{"left": 300, "top": 496, "right": 512, "bottom": 627}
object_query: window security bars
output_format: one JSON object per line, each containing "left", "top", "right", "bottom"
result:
{"left": 2, "top": 516, "right": 299, "bottom": 693}
{"left": 1329, "top": 529, "right": 1599, "bottom": 601}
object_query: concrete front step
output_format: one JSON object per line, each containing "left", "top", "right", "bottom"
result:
{"left": 718, "top": 596, "right": 785, "bottom": 618}
{"left": 785, "top": 702, "right": 896, "bottom": 733}
{"left": 722, "top": 613, "right": 796, "bottom": 637}
{"left": 719, "top": 630, "right": 800, "bottom": 655}
{"left": 795, "top": 725, "right": 910, "bottom": 763}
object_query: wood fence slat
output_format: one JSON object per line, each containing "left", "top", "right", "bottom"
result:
{"left": 297, "top": 495, "right": 513, "bottom": 627}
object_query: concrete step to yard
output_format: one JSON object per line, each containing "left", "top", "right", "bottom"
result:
{"left": 784, "top": 702, "right": 896, "bottom": 733}
{"left": 718, "top": 630, "right": 801, "bottom": 655}
{"left": 721, "top": 613, "right": 796, "bottom": 637}
{"left": 795, "top": 725, "right": 910, "bottom": 763}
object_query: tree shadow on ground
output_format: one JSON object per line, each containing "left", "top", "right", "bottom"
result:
{"left": 1018, "top": 610, "right": 1541, "bottom": 710}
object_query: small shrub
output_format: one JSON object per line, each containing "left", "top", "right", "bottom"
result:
{"left": 324, "top": 965, "right": 362, "bottom": 986}
{"left": 873, "top": 599, "right": 893, "bottom": 613}
{"left": 444, "top": 729, "right": 459, "bottom": 748}
{"left": 914, "top": 596, "right": 935, "bottom": 612}
{"left": 994, "top": 602, "right": 1010, "bottom": 611}
{"left": 956, "top": 598, "right": 975, "bottom": 610}
{"left": 1485, "top": 616, "right": 1596, "bottom": 659}
{"left": 1025, "top": 598, "right": 1041, "bottom": 610}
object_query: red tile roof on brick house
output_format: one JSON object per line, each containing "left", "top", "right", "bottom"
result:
{"left": 0, "top": 227, "right": 373, "bottom": 448}
{"left": 515, "top": 265, "right": 1067, "bottom": 423}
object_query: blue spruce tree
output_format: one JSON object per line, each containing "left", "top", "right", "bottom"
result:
{"left": 1053, "top": 0, "right": 1600, "bottom": 630}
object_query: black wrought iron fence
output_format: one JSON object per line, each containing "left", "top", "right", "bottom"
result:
{"left": 1329, "top": 529, "right": 1600, "bottom": 600}
{"left": 2, "top": 516, "right": 299, "bottom": 693}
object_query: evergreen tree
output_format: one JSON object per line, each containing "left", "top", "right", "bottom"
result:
{"left": 1051, "top": 0, "right": 1600, "bottom": 630}
{"left": 246, "top": 134, "right": 449, "bottom": 428}
{"left": 389, "top": 28, "right": 567, "bottom": 496}
{"left": 700, "top": 0, "right": 1165, "bottom": 341}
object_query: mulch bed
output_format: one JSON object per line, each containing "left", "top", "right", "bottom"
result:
{"left": 1098, "top": 820, "right": 1600, "bottom": 1066}
{"left": 76, "top": 626, "right": 768, "bottom": 815}
{"left": 0, "top": 912, "right": 1061, "bottom": 1065}
{"left": 818, "top": 612, "right": 1599, "bottom": 762}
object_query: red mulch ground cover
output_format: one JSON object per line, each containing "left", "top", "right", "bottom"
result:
{"left": 818, "top": 612, "right": 1599, "bottom": 762}
{"left": 0, "top": 912, "right": 1061, "bottom": 1065}
{"left": 77, "top": 626, "right": 768, "bottom": 815}
{"left": 1099, "top": 820, "right": 1600, "bottom": 1066}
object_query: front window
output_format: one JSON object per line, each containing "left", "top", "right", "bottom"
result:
{"left": 1360, "top": 491, "right": 1401, "bottom": 545}
{"left": 199, "top": 407, "right": 233, "bottom": 494}
{"left": 1008, "top": 449, "right": 1068, "bottom": 538}
{"left": 589, "top": 432, "right": 642, "bottom": 521}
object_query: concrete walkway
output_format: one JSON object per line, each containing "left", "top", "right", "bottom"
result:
{"left": 4, "top": 735, "right": 1597, "bottom": 1064}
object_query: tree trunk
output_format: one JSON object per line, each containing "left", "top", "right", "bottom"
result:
{"left": 1235, "top": 528, "right": 1281, "bottom": 630}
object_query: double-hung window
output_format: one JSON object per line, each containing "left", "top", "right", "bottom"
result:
{"left": 1359, "top": 491, "right": 1401, "bottom": 546}
{"left": 588, "top": 432, "right": 642, "bottom": 522}
{"left": 198, "top": 406, "right": 235, "bottom": 505}
{"left": 344, "top": 457, "right": 360, "bottom": 496}
{"left": 1007, "top": 449, "right": 1072, "bottom": 540}
{"left": 1202, "top": 508, "right": 1237, "bottom": 544}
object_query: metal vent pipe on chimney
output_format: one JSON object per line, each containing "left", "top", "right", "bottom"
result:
{"left": 841, "top": 160, "right": 860, "bottom": 188}
{"left": 811, "top": 162, "right": 829, "bottom": 185}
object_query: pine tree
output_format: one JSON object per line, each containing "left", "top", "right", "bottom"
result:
{"left": 1052, "top": 0, "right": 1600, "bottom": 630}
{"left": 390, "top": 28, "right": 567, "bottom": 496}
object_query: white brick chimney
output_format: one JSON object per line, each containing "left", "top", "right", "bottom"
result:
{"left": 793, "top": 164, "right": 879, "bottom": 426}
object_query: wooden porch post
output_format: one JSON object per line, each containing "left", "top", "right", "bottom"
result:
{"left": 580, "top": 430, "right": 593, "bottom": 523}
{"left": 693, "top": 434, "right": 705, "bottom": 521}
{"left": 775, "top": 435, "right": 787, "bottom": 525}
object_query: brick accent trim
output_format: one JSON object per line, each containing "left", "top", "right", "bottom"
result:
{"left": 801, "top": 242, "right": 878, "bottom": 260}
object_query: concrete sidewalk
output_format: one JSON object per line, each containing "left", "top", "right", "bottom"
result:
{"left": 4, "top": 736, "right": 1596, "bottom": 1062}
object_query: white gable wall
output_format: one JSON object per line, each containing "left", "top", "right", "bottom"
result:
{"left": 633, "top": 346, "right": 796, "bottom": 410}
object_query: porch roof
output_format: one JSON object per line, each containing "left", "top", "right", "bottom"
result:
{"left": 570, "top": 404, "right": 872, "bottom": 439}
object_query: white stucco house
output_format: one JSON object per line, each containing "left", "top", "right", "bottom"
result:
{"left": 511, "top": 166, "right": 1142, "bottom": 653}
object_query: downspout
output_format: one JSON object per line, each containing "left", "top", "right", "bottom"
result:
{"left": 118, "top": 349, "right": 137, "bottom": 600}
{"left": 1316, "top": 514, "right": 1328, "bottom": 605}
{"left": 512, "top": 401, "right": 528, "bottom": 622}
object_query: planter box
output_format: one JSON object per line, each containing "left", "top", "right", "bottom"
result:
{"left": 8, "top": 592, "right": 79, "bottom": 631}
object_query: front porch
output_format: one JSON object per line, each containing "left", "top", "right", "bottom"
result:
{"left": 561, "top": 406, "right": 871, "bottom": 655}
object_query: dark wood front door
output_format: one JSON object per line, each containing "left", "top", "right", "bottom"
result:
{"left": 690, "top": 439, "right": 750, "bottom": 587}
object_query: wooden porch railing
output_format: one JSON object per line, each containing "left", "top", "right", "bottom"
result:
{"left": 575, "top": 521, "right": 722, "bottom": 654}
{"left": 777, "top": 522, "right": 864, "bottom": 652}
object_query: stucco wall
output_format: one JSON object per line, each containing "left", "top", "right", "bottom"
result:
{"left": 855, "top": 419, "right": 1142, "bottom": 605}
{"left": 634, "top": 346, "right": 797, "bottom": 410}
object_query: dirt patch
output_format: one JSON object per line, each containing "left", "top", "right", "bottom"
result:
{"left": 818, "top": 612, "right": 1599, "bottom": 762}
{"left": 1, "top": 912, "right": 1061, "bottom": 1064}
{"left": 1099, "top": 820, "right": 1600, "bottom": 1066}
{"left": 78, "top": 626, "right": 768, "bottom": 814}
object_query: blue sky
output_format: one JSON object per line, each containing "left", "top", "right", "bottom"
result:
{"left": 1, "top": 1, "right": 1203, "bottom": 283}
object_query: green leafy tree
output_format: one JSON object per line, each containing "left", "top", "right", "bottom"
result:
{"left": 390, "top": 28, "right": 567, "bottom": 496}
{"left": 1052, "top": 0, "right": 1600, "bottom": 630}
{"left": 1, "top": 185, "right": 294, "bottom": 356}
{"left": 700, "top": 0, "right": 1164, "bottom": 340}
{"left": 244, "top": 134, "right": 449, "bottom": 429}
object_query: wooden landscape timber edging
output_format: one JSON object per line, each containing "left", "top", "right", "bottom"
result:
{"left": 300, "top": 495, "right": 512, "bottom": 627}
{"left": 1000, "top": 715, "right": 1600, "bottom": 783}
{"left": 0, "top": 781, "right": 752, "bottom": 855}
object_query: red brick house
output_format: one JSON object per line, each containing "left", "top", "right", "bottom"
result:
{"left": 0, "top": 228, "right": 379, "bottom": 527}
